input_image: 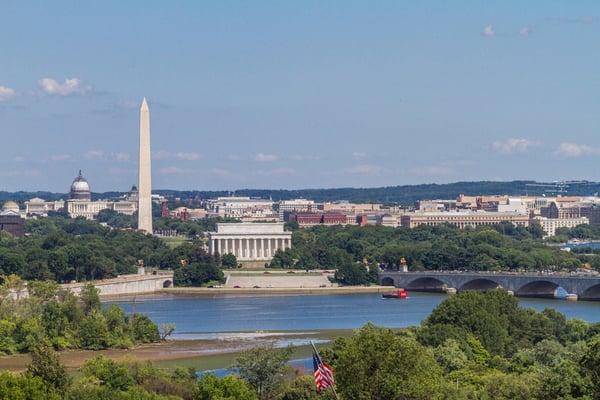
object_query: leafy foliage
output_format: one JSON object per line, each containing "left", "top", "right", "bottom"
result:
{"left": 0, "top": 280, "right": 158, "bottom": 353}
{"left": 231, "top": 344, "right": 294, "bottom": 400}
{"left": 332, "top": 323, "right": 444, "bottom": 399}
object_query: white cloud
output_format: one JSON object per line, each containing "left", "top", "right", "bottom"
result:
{"left": 38, "top": 77, "right": 92, "bottom": 96}
{"left": 0, "top": 85, "right": 16, "bottom": 101}
{"left": 580, "top": 16, "right": 595, "bottom": 23}
{"left": 176, "top": 152, "right": 200, "bottom": 161}
{"left": 352, "top": 152, "right": 367, "bottom": 159}
{"left": 255, "top": 153, "right": 279, "bottom": 162}
{"left": 482, "top": 25, "right": 495, "bottom": 37}
{"left": 115, "top": 153, "right": 129, "bottom": 162}
{"left": 341, "top": 164, "right": 383, "bottom": 174}
{"left": 14, "top": 156, "right": 25, "bottom": 162}
{"left": 519, "top": 27, "right": 531, "bottom": 36}
{"left": 411, "top": 166, "right": 453, "bottom": 176}
{"left": 160, "top": 166, "right": 192, "bottom": 174}
{"left": 84, "top": 150, "right": 105, "bottom": 160}
{"left": 556, "top": 143, "right": 600, "bottom": 157}
{"left": 289, "top": 154, "right": 320, "bottom": 161}
{"left": 493, "top": 138, "right": 540, "bottom": 154}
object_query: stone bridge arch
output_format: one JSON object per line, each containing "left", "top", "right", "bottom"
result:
{"left": 381, "top": 277, "right": 395, "bottom": 286}
{"left": 580, "top": 284, "right": 600, "bottom": 301}
{"left": 459, "top": 278, "right": 503, "bottom": 292}
{"left": 404, "top": 277, "right": 446, "bottom": 292}
{"left": 378, "top": 271, "right": 600, "bottom": 300}
{"left": 515, "top": 280, "right": 560, "bottom": 298}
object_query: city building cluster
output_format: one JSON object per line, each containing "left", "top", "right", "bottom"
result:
{"left": 195, "top": 194, "right": 597, "bottom": 238}
{"left": 3, "top": 177, "right": 600, "bottom": 239}
{"left": 0, "top": 170, "right": 165, "bottom": 236}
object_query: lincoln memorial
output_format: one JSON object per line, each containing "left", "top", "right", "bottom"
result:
{"left": 207, "top": 223, "right": 292, "bottom": 261}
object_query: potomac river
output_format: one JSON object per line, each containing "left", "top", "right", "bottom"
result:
{"left": 107, "top": 292, "right": 600, "bottom": 341}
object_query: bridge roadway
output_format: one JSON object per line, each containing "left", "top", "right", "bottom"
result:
{"left": 378, "top": 271, "right": 600, "bottom": 301}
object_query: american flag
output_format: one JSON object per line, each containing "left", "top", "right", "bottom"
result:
{"left": 313, "top": 352, "right": 334, "bottom": 391}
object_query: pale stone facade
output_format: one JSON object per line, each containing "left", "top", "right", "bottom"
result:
{"left": 275, "top": 199, "right": 315, "bottom": 221}
{"left": 208, "top": 223, "right": 292, "bottom": 261}
{"left": 531, "top": 216, "right": 589, "bottom": 238}
{"left": 207, "top": 196, "right": 276, "bottom": 220}
{"left": 400, "top": 211, "right": 530, "bottom": 229}
{"left": 25, "top": 197, "right": 64, "bottom": 216}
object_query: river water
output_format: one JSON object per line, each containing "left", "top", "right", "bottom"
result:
{"left": 106, "top": 292, "right": 600, "bottom": 340}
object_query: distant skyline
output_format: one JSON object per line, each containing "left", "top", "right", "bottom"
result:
{"left": 1, "top": 1, "right": 599, "bottom": 193}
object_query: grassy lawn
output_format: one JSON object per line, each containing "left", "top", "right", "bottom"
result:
{"left": 161, "top": 237, "right": 193, "bottom": 248}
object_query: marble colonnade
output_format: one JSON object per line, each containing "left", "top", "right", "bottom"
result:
{"left": 207, "top": 223, "right": 293, "bottom": 261}
{"left": 211, "top": 236, "right": 291, "bottom": 260}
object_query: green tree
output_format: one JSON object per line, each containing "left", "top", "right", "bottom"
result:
{"left": 434, "top": 338, "right": 468, "bottom": 372}
{"left": 0, "top": 371, "right": 61, "bottom": 400}
{"left": 80, "top": 356, "right": 134, "bottom": 391}
{"left": 421, "top": 291, "right": 508, "bottom": 354}
{"left": 334, "top": 262, "right": 369, "bottom": 285}
{"left": 277, "top": 375, "right": 335, "bottom": 400}
{"left": 132, "top": 314, "right": 160, "bottom": 343}
{"left": 79, "top": 310, "right": 109, "bottom": 349}
{"left": 197, "top": 373, "right": 257, "bottom": 400}
{"left": 221, "top": 253, "right": 238, "bottom": 268}
{"left": 26, "top": 341, "right": 71, "bottom": 396}
{"left": 231, "top": 344, "right": 294, "bottom": 400}
{"left": 333, "top": 323, "right": 443, "bottom": 400}
{"left": 79, "top": 283, "right": 101, "bottom": 315}
{"left": 478, "top": 372, "right": 540, "bottom": 400}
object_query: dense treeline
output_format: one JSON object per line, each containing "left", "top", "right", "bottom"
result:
{"left": 271, "top": 223, "right": 599, "bottom": 285}
{"left": 0, "top": 216, "right": 226, "bottom": 287}
{"left": 0, "top": 278, "right": 158, "bottom": 354}
{"left": 4, "top": 290, "right": 600, "bottom": 399}
{"left": 4, "top": 179, "right": 600, "bottom": 204}
{"left": 3, "top": 215, "right": 598, "bottom": 289}
{"left": 324, "top": 291, "right": 600, "bottom": 399}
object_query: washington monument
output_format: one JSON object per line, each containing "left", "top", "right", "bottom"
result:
{"left": 138, "top": 97, "right": 153, "bottom": 234}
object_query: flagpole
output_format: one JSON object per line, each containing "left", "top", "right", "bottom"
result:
{"left": 311, "top": 341, "right": 340, "bottom": 400}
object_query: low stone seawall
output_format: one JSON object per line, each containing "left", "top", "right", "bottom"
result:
{"left": 62, "top": 273, "right": 174, "bottom": 297}
{"left": 162, "top": 285, "right": 388, "bottom": 296}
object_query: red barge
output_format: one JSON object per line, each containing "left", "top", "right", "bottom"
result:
{"left": 382, "top": 289, "right": 408, "bottom": 299}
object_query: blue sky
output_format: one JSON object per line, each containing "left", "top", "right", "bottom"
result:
{"left": 1, "top": 1, "right": 599, "bottom": 193}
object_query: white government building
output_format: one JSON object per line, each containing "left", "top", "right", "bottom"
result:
{"left": 25, "top": 171, "right": 138, "bottom": 220}
{"left": 207, "top": 223, "right": 292, "bottom": 261}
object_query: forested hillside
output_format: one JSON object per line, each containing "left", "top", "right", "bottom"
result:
{"left": 4, "top": 179, "right": 600, "bottom": 204}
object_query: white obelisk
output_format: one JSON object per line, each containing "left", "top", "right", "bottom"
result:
{"left": 138, "top": 97, "right": 153, "bottom": 234}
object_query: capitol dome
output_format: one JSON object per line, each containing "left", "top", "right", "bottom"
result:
{"left": 69, "top": 170, "right": 91, "bottom": 201}
{"left": 1, "top": 201, "right": 19, "bottom": 213}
